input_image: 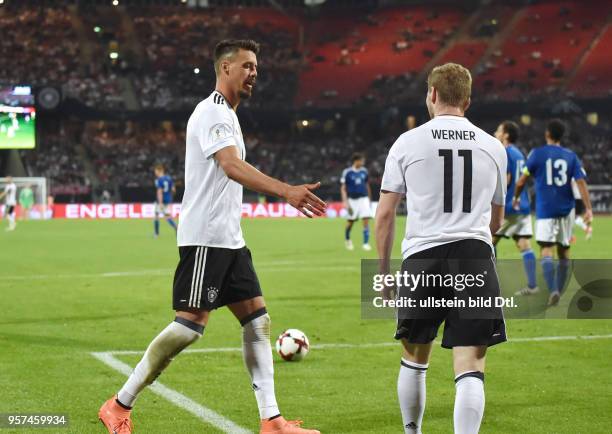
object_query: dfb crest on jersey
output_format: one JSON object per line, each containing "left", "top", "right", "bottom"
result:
{"left": 207, "top": 286, "right": 219, "bottom": 303}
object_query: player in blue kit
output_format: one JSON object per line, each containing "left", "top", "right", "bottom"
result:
{"left": 513, "top": 119, "right": 593, "bottom": 306}
{"left": 340, "top": 152, "right": 372, "bottom": 251}
{"left": 492, "top": 121, "right": 538, "bottom": 295}
{"left": 153, "top": 164, "right": 178, "bottom": 237}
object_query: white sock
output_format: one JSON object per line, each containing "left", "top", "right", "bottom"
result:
{"left": 117, "top": 318, "right": 203, "bottom": 407}
{"left": 8, "top": 213, "right": 15, "bottom": 227}
{"left": 242, "top": 309, "right": 279, "bottom": 420}
{"left": 398, "top": 358, "right": 428, "bottom": 434}
{"left": 575, "top": 216, "right": 587, "bottom": 230}
{"left": 454, "top": 372, "right": 485, "bottom": 434}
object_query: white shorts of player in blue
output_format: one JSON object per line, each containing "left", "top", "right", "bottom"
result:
{"left": 347, "top": 197, "right": 373, "bottom": 220}
{"left": 535, "top": 209, "right": 575, "bottom": 247}
{"left": 155, "top": 203, "right": 170, "bottom": 218}
{"left": 495, "top": 214, "right": 533, "bottom": 238}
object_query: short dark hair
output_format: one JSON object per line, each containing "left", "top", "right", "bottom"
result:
{"left": 214, "top": 39, "right": 260, "bottom": 74}
{"left": 352, "top": 152, "right": 365, "bottom": 163}
{"left": 546, "top": 119, "right": 566, "bottom": 142}
{"left": 501, "top": 120, "right": 519, "bottom": 143}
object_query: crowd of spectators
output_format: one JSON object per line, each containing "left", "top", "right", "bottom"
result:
{"left": 0, "top": 5, "right": 129, "bottom": 110}
{"left": 129, "top": 7, "right": 301, "bottom": 110}
{"left": 4, "top": 3, "right": 609, "bottom": 205}
{"left": 20, "top": 125, "right": 91, "bottom": 198}
{"left": 22, "top": 111, "right": 610, "bottom": 205}
{"left": 0, "top": 8, "right": 80, "bottom": 86}
{"left": 1, "top": 3, "right": 609, "bottom": 110}
{"left": 81, "top": 120, "right": 185, "bottom": 190}
{"left": 471, "top": 2, "right": 604, "bottom": 101}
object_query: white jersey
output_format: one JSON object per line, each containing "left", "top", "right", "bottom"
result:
{"left": 177, "top": 91, "right": 246, "bottom": 248}
{"left": 381, "top": 115, "right": 507, "bottom": 259}
{"left": 4, "top": 183, "right": 17, "bottom": 206}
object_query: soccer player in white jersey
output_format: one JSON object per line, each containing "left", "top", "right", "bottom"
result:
{"left": 375, "top": 63, "right": 507, "bottom": 434}
{"left": 98, "top": 39, "right": 324, "bottom": 434}
{"left": 340, "top": 152, "right": 373, "bottom": 251}
{"left": 0, "top": 175, "right": 17, "bottom": 231}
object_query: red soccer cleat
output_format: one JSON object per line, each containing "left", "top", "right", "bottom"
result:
{"left": 260, "top": 416, "right": 320, "bottom": 434}
{"left": 98, "top": 396, "right": 133, "bottom": 434}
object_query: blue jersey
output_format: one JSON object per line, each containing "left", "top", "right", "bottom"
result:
{"left": 155, "top": 175, "right": 174, "bottom": 204}
{"left": 506, "top": 144, "right": 530, "bottom": 215}
{"left": 341, "top": 166, "right": 369, "bottom": 198}
{"left": 525, "top": 144, "right": 585, "bottom": 219}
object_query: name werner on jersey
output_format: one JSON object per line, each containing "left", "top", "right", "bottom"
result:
{"left": 431, "top": 129, "right": 476, "bottom": 141}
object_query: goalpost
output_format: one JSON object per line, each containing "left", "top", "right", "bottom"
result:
{"left": 0, "top": 177, "right": 49, "bottom": 220}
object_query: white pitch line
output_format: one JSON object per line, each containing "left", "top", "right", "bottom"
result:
{"left": 104, "top": 334, "right": 612, "bottom": 356}
{"left": 92, "top": 333, "right": 612, "bottom": 431}
{"left": 91, "top": 352, "right": 252, "bottom": 434}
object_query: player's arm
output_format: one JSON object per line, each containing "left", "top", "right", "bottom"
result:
{"left": 572, "top": 157, "right": 592, "bottom": 224}
{"left": 156, "top": 187, "right": 163, "bottom": 205}
{"left": 575, "top": 178, "right": 593, "bottom": 224}
{"left": 340, "top": 183, "right": 348, "bottom": 208}
{"left": 375, "top": 190, "right": 402, "bottom": 275}
{"left": 490, "top": 203, "right": 504, "bottom": 236}
{"left": 512, "top": 172, "right": 530, "bottom": 210}
{"left": 215, "top": 146, "right": 326, "bottom": 217}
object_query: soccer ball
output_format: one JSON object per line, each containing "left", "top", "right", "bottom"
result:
{"left": 275, "top": 329, "right": 310, "bottom": 361}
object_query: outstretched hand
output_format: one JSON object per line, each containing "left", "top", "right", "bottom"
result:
{"left": 284, "top": 182, "right": 327, "bottom": 218}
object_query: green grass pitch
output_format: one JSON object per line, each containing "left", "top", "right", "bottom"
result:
{"left": 1, "top": 217, "right": 611, "bottom": 433}
{"left": 0, "top": 114, "right": 35, "bottom": 149}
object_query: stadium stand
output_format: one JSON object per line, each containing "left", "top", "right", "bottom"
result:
{"left": 569, "top": 24, "right": 612, "bottom": 98}
{"left": 1, "top": 0, "right": 609, "bottom": 205}
{"left": 474, "top": 1, "right": 609, "bottom": 100}
{"left": 297, "top": 6, "right": 465, "bottom": 107}
{"left": 127, "top": 6, "right": 300, "bottom": 110}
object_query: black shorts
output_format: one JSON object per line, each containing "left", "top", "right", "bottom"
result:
{"left": 6, "top": 205, "right": 15, "bottom": 215}
{"left": 172, "top": 246, "right": 262, "bottom": 311}
{"left": 575, "top": 199, "right": 585, "bottom": 215}
{"left": 394, "top": 239, "right": 507, "bottom": 349}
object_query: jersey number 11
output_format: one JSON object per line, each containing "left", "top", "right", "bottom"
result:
{"left": 438, "top": 149, "right": 472, "bottom": 213}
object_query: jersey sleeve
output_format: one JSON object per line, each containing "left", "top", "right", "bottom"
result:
{"left": 198, "top": 107, "right": 237, "bottom": 159}
{"left": 155, "top": 178, "right": 162, "bottom": 189}
{"left": 381, "top": 140, "right": 406, "bottom": 194}
{"left": 340, "top": 168, "right": 348, "bottom": 184}
{"left": 492, "top": 144, "right": 508, "bottom": 206}
{"left": 571, "top": 154, "right": 586, "bottom": 180}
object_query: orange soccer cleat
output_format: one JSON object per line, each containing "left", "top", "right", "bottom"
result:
{"left": 260, "top": 416, "right": 320, "bottom": 434}
{"left": 98, "top": 396, "right": 133, "bottom": 434}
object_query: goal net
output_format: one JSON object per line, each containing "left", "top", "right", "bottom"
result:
{"left": 0, "top": 177, "right": 49, "bottom": 220}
